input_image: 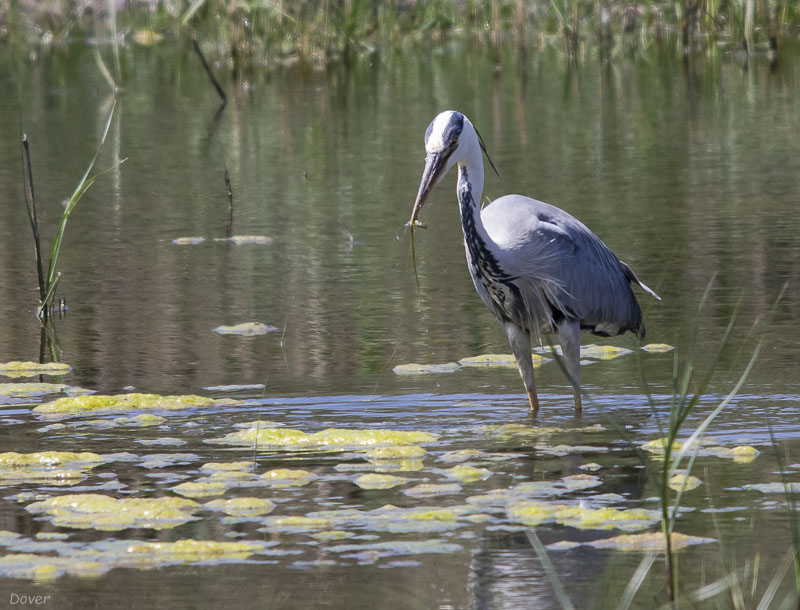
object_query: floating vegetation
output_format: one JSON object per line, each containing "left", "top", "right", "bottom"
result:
{"left": 26, "top": 494, "right": 201, "bottom": 530}
{"left": 203, "top": 497, "right": 275, "bottom": 517}
{"left": 171, "top": 237, "right": 205, "bottom": 245}
{"left": 324, "top": 540, "right": 462, "bottom": 562}
{"left": 438, "top": 449, "right": 483, "bottom": 463}
{"left": 0, "top": 553, "right": 106, "bottom": 581}
{"left": 261, "top": 516, "right": 333, "bottom": 532}
{"left": 33, "top": 393, "right": 232, "bottom": 418}
{"left": 580, "top": 463, "right": 602, "bottom": 471}
{"left": 641, "top": 344, "right": 675, "bottom": 353}
{"left": 212, "top": 323, "right": 277, "bottom": 335}
{"left": 172, "top": 481, "right": 227, "bottom": 498}
{"left": 478, "top": 423, "right": 606, "bottom": 440}
{"left": 508, "top": 500, "right": 660, "bottom": 532}
{"left": 0, "top": 537, "right": 268, "bottom": 581}
{"left": 0, "top": 452, "right": 105, "bottom": 486}
{"left": 439, "top": 464, "right": 493, "bottom": 483}
{"left": 403, "top": 483, "right": 462, "bottom": 498}
{"left": 214, "top": 425, "right": 438, "bottom": 450}
{"left": 583, "top": 532, "right": 715, "bottom": 551}
{"left": 309, "top": 504, "right": 473, "bottom": 534}
{"left": 457, "top": 353, "right": 550, "bottom": 367}
{"left": 136, "top": 437, "right": 187, "bottom": 447}
{"left": 579, "top": 345, "right": 634, "bottom": 360}
{"left": 214, "top": 235, "right": 272, "bottom": 245}
{"left": 668, "top": 473, "right": 703, "bottom": 492}
{"left": 641, "top": 438, "right": 759, "bottom": 464}
{"left": 125, "top": 538, "right": 266, "bottom": 561}
{"left": 0, "top": 362, "right": 71, "bottom": 378}
{"left": 261, "top": 469, "right": 318, "bottom": 487}
{"left": 392, "top": 363, "right": 460, "bottom": 375}
{"left": 0, "top": 383, "right": 70, "bottom": 398}
{"left": 354, "top": 473, "right": 409, "bottom": 490}
{"left": 200, "top": 461, "right": 253, "bottom": 473}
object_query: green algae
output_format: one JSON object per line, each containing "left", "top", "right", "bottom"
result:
{"left": 668, "top": 473, "right": 703, "bottom": 491}
{"left": 213, "top": 322, "right": 276, "bottom": 335}
{"left": 325, "top": 540, "right": 462, "bottom": 561}
{"left": 261, "top": 468, "right": 318, "bottom": 487}
{"left": 26, "top": 494, "right": 201, "bottom": 530}
{"left": 0, "top": 536, "right": 269, "bottom": 581}
{"left": 392, "top": 363, "right": 460, "bottom": 374}
{"left": 203, "top": 497, "right": 276, "bottom": 517}
{"left": 136, "top": 437, "right": 188, "bottom": 447}
{"left": 34, "top": 393, "right": 231, "bottom": 418}
{"left": 579, "top": 344, "right": 633, "bottom": 360}
{"left": 584, "top": 532, "right": 715, "bottom": 551}
{"left": 262, "top": 515, "right": 333, "bottom": 532}
{"left": 311, "top": 530, "right": 354, "bottom": 541}
{"left": 0, "top": 361, "right": 72, "bottom": 378}
{"left": 172, "top": 481, "right": 228, "bottom": 498}
{"left": 440, "top": 464, "right": 493, "bottom": 483}
{"left": 215, "top": 425, "right": 439, "bottom": 450}
{"left": 640, "top": 343, "right": 675, "bottom": 353}
{"left": 507, "top": 500, "right": 660, "bottom": 531}
{"left": 438, "top": 449, "right": 483, "bottom": 463}
{"left": 365, "top": 446, "right": 427, "bottom": 460}
{"left": 457, "top": 353, "right": 551, "bottom": 367}
{"left": 0, "top": 553, "right": 106, "bottom": 581}
{"left": 354, "top": 473, "right": 409, "bottom": 490}
{"left": 307, "top": 504, "right": 472, "bottom": 534}
{"left": 200, "top": 461, "right": 253, "bottom": 473}
{"left": 642, "top": 437, "right": 760, "bottom": 464}
{"left": 113, "top": 414, "right": 167, "bottom": 427}
{"left": 0, "top": 383, "right": 71, "bottom": 398}
{"left": 0, "top": 452, "right": 105, "bottom": 486}
{"left": 403, "top": 483, "right": 462, "bottom": 498}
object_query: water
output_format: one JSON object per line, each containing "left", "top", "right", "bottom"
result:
{"left": 1, "top": 41, "right": 800, "bottom": 607}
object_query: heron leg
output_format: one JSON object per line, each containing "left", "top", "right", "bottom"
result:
{"left": 504, "top": 321, "right": 539, "bottom": 414}
{"left": 557, "top": 319, "right": 582, "bottom": 412}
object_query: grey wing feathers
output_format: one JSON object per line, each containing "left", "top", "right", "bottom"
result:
{"left": 481, "top": 195, "right": 650, "bottom": 336}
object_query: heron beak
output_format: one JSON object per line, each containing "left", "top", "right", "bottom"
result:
{"left": 408, "top": 152, "right": 447, "bottom": 228}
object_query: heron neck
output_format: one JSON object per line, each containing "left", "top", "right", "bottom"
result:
{"left": 457, "top": 155, "right": 490, "bottom": 247}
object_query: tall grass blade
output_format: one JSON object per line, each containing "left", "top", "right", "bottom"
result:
{"left": 616, "top": 551, "right": 657, "bottom": 610}
{"left": 525, "top": 530, "right": 576, "bottom": 610}
{"left": 20, "top": 134, "right": 46, "bottom": 303}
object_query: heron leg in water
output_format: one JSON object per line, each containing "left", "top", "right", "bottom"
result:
{"left": 557, "top": 319, "right": 582, "bottom": 412}
{"left": 504, "top": 321, "right": 539, "bottom": 414}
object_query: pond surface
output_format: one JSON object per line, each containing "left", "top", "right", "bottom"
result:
{"left": 1, "top": 40, "right": 800, "bottom": 608}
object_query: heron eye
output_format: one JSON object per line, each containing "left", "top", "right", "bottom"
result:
{"left": 451, "top": 138, "right": 459, "bottom": 149}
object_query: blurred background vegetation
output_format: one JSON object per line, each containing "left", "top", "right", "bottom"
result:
{"left": 1, "top": 0, "right": 798, "bottom": 74}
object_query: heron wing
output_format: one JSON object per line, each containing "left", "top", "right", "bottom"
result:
{"left": 481, "top": 194, "right": 643, "bottom": 336}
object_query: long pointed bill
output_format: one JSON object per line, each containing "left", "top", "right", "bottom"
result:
{"left": 407, "top": 152, "right": 447, "bottom": 229}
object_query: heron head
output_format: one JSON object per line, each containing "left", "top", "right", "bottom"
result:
{"left": 409, "top": 110, "right": 470, "bottom": 227}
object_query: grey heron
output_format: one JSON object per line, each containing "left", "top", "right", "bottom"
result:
{"left": 409, "top": 110, "right": 659, "bottom": 413}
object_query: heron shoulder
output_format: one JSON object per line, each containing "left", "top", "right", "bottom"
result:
{"left": 480, "top": 194, "right": 587, "bottom": 251}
